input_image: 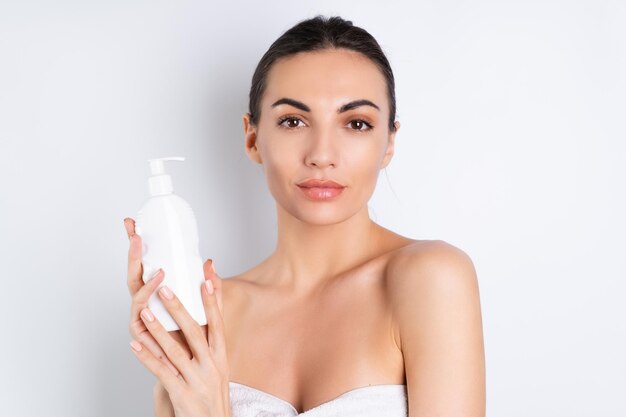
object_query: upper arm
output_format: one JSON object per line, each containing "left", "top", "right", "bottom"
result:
{"left": 387, "top": 241, "right": 486, "bottom": 417}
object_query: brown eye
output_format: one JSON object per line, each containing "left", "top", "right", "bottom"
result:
{"left": 278, "top": 116, "right": 304, "bottom": 129}
{"left": 348, "top": 119, "right": 373, "bottom": 132}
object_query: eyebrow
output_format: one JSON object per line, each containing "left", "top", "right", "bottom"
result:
{"left": 270, "top": 97, "right": 380, "bottom": 113}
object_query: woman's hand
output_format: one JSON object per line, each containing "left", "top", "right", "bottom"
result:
{"left": 125, "top": 218, "right": 187, "bottom": 377}
{"left": 124, "top": 217, "right": 231, "bottom": 417}
{"left": 130, "top": 267, "right": 231, "bottom": 417}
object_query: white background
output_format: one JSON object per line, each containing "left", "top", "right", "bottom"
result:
{"left": 0, "top": 1, "right": 624, "bottom": 416}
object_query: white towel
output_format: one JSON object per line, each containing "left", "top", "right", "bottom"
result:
{"left": 229, "top": 381, "right": 408, "bottom": 417}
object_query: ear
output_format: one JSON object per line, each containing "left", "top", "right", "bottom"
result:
{"left": 381, "top": 121, "right": 400, "bottom": 169}
{"left": 243, "top": 113, "right": 262, "bottom": 164}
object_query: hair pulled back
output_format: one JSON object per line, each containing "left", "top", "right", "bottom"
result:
{"left": 248, "top": 15, "right": 398, "bottom": 133}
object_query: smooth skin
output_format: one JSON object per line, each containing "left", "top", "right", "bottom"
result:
{"left": 232, "top": 47, "right": 485, "bottom": 415}
{"left": 127, "top": 46, "right": 485, "bottom": 417}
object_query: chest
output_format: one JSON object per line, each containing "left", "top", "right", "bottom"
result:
{"left": 221, "top": 275, "right": 405, "bottom": 413}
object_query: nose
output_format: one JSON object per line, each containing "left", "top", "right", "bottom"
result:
{"left": 304, "top": 128, "right": 337, "bottom": 168}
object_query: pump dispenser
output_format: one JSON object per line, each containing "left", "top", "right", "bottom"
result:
{"left": 135, "top": 156, "right": 207, "bottom": 331}
{"left": 147, "top": 156, "right": 181, "bottom": 196}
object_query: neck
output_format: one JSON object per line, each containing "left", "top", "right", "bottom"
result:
{"left": 260, "top": 203, "right": 381, "bottom": 294}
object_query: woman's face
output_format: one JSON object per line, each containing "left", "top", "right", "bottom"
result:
{"left": 243, "top": 48, "right": 400, "bottom": 225}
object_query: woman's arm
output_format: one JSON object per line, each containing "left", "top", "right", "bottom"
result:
{"left": 387, "top": 241, "right": 486, "bottom": 417}
{"left": 154, "top": 381, "right": 176, "bottom": 417}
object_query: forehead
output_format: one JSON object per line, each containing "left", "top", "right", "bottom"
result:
{"left": 263, "top": 48, "right": 388, "bottom": 112}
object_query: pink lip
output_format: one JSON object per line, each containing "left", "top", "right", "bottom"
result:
{"left": 298, "top": 186, "right": 345, "bottom": 201}
{"left": 297, "top": 179, "right": 345, "bottom": 188}
{"left": 296, "top": 178, "right": 346, "bottom": 201}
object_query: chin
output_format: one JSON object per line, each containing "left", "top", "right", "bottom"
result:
{"left": 285, "top": 201, "right": 364, "bottom": 226}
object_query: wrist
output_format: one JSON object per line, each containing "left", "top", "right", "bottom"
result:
{"left": 221, "top": 385, "right": 232, "bottom": 417}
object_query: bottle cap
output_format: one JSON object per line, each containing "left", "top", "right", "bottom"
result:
{"left": 147, "top": 156, "right": 185, "bottom": 196}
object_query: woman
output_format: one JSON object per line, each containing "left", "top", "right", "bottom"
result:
{"left": 124, "top": 15, "right": 485, "bottom": 417}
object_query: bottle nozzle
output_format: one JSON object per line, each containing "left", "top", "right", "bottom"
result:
{"left": 147, "top": 156, "right": 185, "bottom": 196}
{"left": 149, "top": 156, "right": 185, "bottom": 176}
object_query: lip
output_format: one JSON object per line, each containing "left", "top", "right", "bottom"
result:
{"left": 298, "top": 186, "right": 345, "bottom": 201}
{"left": 296, "top": 179, "right": 345, "bottom": 188}
{"left": 296, "top": 178, "right": 346, "bottom": 201}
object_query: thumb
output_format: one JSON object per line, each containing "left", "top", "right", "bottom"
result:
{"left": 203, "top": 258, "right": 223, "bottom": 314}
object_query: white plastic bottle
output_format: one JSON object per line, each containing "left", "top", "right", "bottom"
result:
{"left": 135, "top": 156, "right": 207, "bottom": 331}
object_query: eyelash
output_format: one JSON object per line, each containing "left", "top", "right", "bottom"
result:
{"left": 277, "top": 116, "right": 374, "bottom": 132}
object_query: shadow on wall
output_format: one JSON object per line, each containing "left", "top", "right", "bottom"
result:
{"left": 200, "top": 45, "right": 278, "bottom": 277}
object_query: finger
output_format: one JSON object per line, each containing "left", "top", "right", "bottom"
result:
{"left": 127, "top": 230, "right": 144, "bottom": 296}
{"left": 130, "top": 339, "right": 185, "bottom": 399}
{"left": 203, "top": 259, "right": 223, "bottom": 314}
{"left": 131, "top": 269, "right": 164, "bottom": 315}
{"left": 129, "top": 269, "right": 181, "bottom": 377}
{"left": 170, "top": 329, "right": 194, "bottom": 357}
{"left": 201, "top": 279, "right": 227, "bottom": 365}
{"left": 137, "top": 329, "right": 181, "bottom": 377}
{"left": 155, "top": 286, "right": 211, "bottom": 365}
{"left": 139, "top": 305, "right": 199, "bottom": 383}
{"left": 123, "top": 217, "right": 135, "bottom": 239}
{"left": 129, "top": 270, "right": 164, "bottom": 341}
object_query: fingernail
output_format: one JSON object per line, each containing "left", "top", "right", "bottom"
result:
{"left": 205, "top": 279, "right": 214, "bottom": 295}
{"left": 159, "top": 285, "right": 174, "bottom": 300}
{"left": 130, "top": 340, "right": 142, "bottom": 352}
{"left": 141, "top": 308, "right": 155, "bottom": 322}
{"left": 152, "top": 269, "right": 161, "bottom": 279}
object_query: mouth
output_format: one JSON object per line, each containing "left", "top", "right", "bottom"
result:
{"left": 296, "top": 178, "right": 346, "bottom": 201}
{"left": 296, "top": 179, "right": 345, "bottom": 188}
{"left": 297, "top": 185, "right": 345, "bottom": 201}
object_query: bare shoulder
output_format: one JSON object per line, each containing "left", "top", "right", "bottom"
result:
{"left": 219, "top": 270, "right": 262, "bottom": 322}
{"left": 385, "top": 239, "right": 478, "bottom": 290}
{"left": 384, "top": 239, "right": 481, "bottom": 346}
{"left": 384, "top": 240, "right": 486, "bottom": 416}
{"left": 220, "top": 272, "right": 249, "bottom": 309}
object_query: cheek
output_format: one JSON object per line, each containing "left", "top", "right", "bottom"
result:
{"left": 259, "top": 143, "right": 299, "bottom": 195}
{"left": 344, "top": 141, "right": 386, "bottom": 178}
{"left": 258, "top": 133, "right": 299, "bottom": 165}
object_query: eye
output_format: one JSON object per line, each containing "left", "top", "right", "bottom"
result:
{"left": 348, "top": 119, "right": 374, "bottom": 132}
{"left": 277, "top": 116, "right": 306, "bottom": 129}
{"left": 277, "top": 116, "right": 374, "bottom": 132}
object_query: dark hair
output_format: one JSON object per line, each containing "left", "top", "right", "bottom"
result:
{"left": 248, "top": 15, "right": 398, "bottom": 133}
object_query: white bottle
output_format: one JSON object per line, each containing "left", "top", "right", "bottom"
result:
{"left": 135, "top": 156, "right": 207, "bottom": 331}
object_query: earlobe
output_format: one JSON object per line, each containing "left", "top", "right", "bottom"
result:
{"left": 243, "top": 113, "right": 262, "bottom": 164}
{"left": 381, "top": 122, "right": 399, "bottom": 169}
{"left": 245, "top": 135, "right": 262, "bottom": 164}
